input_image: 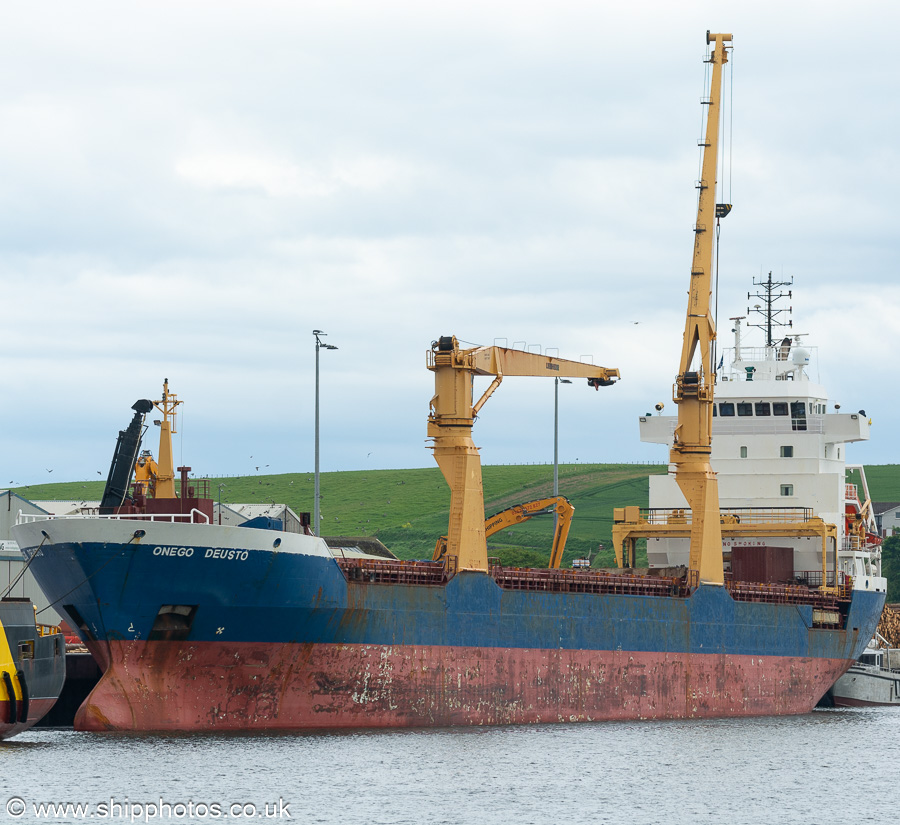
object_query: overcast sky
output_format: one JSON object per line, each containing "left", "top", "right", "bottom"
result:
{"left": 1, "top": 1, "right": 898, "bottom": 490}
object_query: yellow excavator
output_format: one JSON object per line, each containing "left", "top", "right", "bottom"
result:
{"left": 433, "top": 496, "right": 575, "bottom": 568}
{"left": 427, "top": 335, "right": 618, "bottom": 572}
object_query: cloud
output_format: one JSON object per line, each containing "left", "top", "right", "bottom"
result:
{"left": 175, "top": 152, "right": 414, "bottom": 199}
{"left": 1, "top": 1, "right": 899, "bottom": 486}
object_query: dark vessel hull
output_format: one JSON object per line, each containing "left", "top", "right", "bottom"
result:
{"left": 0, "top": 598, "right": 66, "bottom": 739}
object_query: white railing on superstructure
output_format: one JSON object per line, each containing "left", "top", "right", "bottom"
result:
{"left": 712, "top": 416, "right": 825, "bottom": 435}
{"left": 653, "top": 416, "right": 825, "bottom": 438}
{"left": 728, "top": 345, "right": 819, "bottom": 363}
{"left": 720, "top": 345, "right": 820, "bottom": 382}
{"left": 636, "top": 506, "right": 815, "bottom": 525}
{"left": 16, "top": 509, "right": 211, "bottom": 525}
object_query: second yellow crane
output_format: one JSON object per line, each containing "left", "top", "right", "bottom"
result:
{"left": 427, "top": 335, "right": 618, "bottom": 572}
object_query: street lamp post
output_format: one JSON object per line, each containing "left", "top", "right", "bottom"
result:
{"left": 554, "top": 377, "right": 572, "bottom": 540}
{"left": 553, "top": 377, "right": 572, "bottom": 497}
{"left": 314, "top": 330, "right": 338, "bottom": 537}
{"left": 217, "top": 483, "right": 225, "bottom": 525}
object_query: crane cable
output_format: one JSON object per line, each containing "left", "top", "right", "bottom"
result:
{"left": 712, "top": 43, "right": 734, "bottom": 379}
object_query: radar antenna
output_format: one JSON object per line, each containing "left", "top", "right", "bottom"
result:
{"left": 747, "top": 272, "right": 793, "bottom": 347}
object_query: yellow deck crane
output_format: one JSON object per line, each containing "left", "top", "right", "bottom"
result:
{"left": 646, "top": 33, "right": 840, "bottom": 592}
{"left": 433, "top": 496, "right": 575, "bottom": 568}
{"left": 656, "top": 32, "right": 836, "bottom": 585}
{"left": 427, "top": 335, "right": 618, "bottom": 572}
{"left": 133, "top": 450, "right": 159, "bottom": 496}
{"left": 670, "top": 31, "right": 732, "bottom": 586}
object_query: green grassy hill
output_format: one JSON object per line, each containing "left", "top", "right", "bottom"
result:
{"left": 15, "top": 463, "right": 900, "bottom": 571}
{"left": 847, "top": 466, "right": 900, "bottom": 502}
{"left": 13, "top": 463, "right": 667, "bottom": 568}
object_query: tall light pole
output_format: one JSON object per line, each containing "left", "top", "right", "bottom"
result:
{"left": 553, "top": 377, "right": 572, "bottom": 497}
{"left": 314, "top": 330, "right": 338, "bottom": 537}
{"left": 553, "top": 377, "right": 572, "bottom": 545}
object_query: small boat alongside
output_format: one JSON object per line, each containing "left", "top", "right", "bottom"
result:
{"left": 0, "top": 597, "right": 65, "bottom": 739}
{"left": 829, "top": 634, "right": 900, "bottom": 707}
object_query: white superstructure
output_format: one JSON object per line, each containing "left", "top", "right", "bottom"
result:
{"left": 639, "top": 279, "right": 884, "bottom": 592}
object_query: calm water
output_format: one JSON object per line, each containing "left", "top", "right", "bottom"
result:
{"left": 2, "top": 709, "right": 898, "bottom": 824}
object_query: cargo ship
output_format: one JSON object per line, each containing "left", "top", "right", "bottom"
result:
{"left": 12, "top": 32, "right": 886, "bottom": 732}
{"left": 0, "top": 598, "right": 65, "bottom": 739}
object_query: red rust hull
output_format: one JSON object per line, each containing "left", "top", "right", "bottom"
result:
{"left": 75, "top": 640, "right": 849, "bottom": 731}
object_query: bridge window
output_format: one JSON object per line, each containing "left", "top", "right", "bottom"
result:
{"left": 737, "top": 402, "right": 753, "bottom": 416}
{"left": 719, "top": 402, "right": 735, "bottom": 417}
{"left": 755, "top": 402, "right": 771, "bottom": 416}
{"left": 791, "top": 401, "right": 807, "bottom": 431}
{"left": 773, "top": 402, "right": 788, "bottom": 416}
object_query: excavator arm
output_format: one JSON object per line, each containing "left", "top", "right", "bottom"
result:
{"left": 427, "top": 335, "right": 617, "bottom": 571}
{"left": 433, "top": 496, "right": 575, "bottom": 568}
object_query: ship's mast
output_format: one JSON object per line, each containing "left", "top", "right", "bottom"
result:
{"left": 747, "top": 272, "right": 793, "bottom": 348}
{"left": 153, "top": 379, "right": 182, "bottom": 499}
{"left": 670, "top": 31, "right": 732, "bottom": 586}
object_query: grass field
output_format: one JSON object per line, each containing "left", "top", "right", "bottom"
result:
{"left": 14, "top": 463, "right": 900, "bottom": 569}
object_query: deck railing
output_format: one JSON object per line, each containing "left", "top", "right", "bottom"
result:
{"left": 724, "top": 571, "right": 851, "bottom": 627}
{"left": 635, "top": 507, "right": 814, "bottom": 526}
{"left": 16, "top": 509, "right": 210, "bottom": 525}
{"left": 489, "top": 564, "right": 691, "bottom": 597}
{"left": 37, "top": 623, "right": 62, "bottom": 637}
{"left": 334, "top": 558, "right": 851, "bottom": 623}
{"left": 336, "top": 557, "right": 452, "bottom": 586}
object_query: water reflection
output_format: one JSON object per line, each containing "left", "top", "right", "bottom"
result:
{"left": 1, "top": 709, "right": 898, "bottom": 825}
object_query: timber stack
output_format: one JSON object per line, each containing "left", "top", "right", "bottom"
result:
{"left": 877, "top": 605, "right": 900, "bottom": 647}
